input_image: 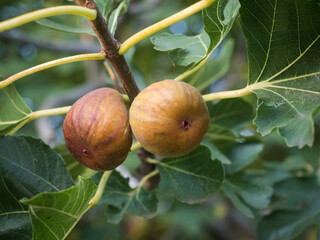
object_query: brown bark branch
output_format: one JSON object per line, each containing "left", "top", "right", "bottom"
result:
{"left": 75, "top": 0, "right": 140, "bottom": 102}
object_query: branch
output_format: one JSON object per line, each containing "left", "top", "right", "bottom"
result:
{"left": 75, "top": 0, "right": 140, "bottom": 102}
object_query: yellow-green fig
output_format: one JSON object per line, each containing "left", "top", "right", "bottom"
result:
{"left": 63, "top": 88, "right": 132, "bottom": 171}
{"left": 129, "top": 80, "right": 209, "bottom": 157}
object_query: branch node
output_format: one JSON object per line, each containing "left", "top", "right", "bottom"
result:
{"left": 85, "top": 1, "right": 96, "bottom": 9}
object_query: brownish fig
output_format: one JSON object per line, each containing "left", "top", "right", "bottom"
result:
{"left": 129, "top": 80, "right": 209, "bottom": 157}
{"left": 63, "top": 88, "right": 132, "bottom": 171}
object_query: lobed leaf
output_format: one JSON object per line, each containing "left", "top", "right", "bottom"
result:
{"left": 156, "top": 145, "right": 224, "bottom": 204}
{"left": 93, "top": 171, "right": 158, "bottom": 224}
{"left": 22, "top": 177, "right": 97, "bottom": 240}
{"left": 0, "top": 136, "right": 73, "bottom": 240}
{"left": 239, "top": 0, "right": 320, "bottom": 148}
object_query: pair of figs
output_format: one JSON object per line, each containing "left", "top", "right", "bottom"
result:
{"left": 63, "top": 80, "right": 210, "bottom": 171}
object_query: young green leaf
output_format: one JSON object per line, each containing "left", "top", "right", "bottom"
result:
{"left": 185, "top": 38, "right": 235, "bottom": 92}
{"left": 93, "top": 171, "right": 158, "bottom": 224}
{"left": 257, "top": 177, "right": 320, "bottom": 240}
{"left": 22, "top": 177, "right": 97, "bottom": 240}
{"left": 0, "top": 85, "right": 32, "bottom": 135}
{"left": 239, "top": 0, "right": 320, "bottom": 148}
{"left": 0, "top": 136, "right": 73, "bottom": 240}
{"left": 151, "top": 31, "right": 210, "bottom": 66}
{"left": 203, "top": 0, "right": 240, "bottom": 49}
{"left": 150, "top": 0, "right": 240, "bottom": 78}
{"left": 108, "top": 0, "right": 130, "bottom": 35}
{"left": 156, "top": 145, "right": 225, "bottom": 204}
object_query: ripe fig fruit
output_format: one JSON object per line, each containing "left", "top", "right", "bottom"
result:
{"left": 63, "top": 88, "right": 132, "bottom": 171}
{"left": 129, "top": 80, "right": 209, "bottom": 157}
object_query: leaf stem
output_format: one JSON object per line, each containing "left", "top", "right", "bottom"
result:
{"left": 29, "top": 106, "right": 71, "bottom": 121}
{"left": 89, "top": 170, "right": 112, "bottom": 208}
{"left": 146, "top": 158, "right": 159, "bottom": 164}
{"left": 121, "top": 94, "right": 130, "bottom": 103}
{"left": 130, "top": 141, "right": 143, "bottom": 152}
{"left": 0, "top": 53, "right": 105, "bottom": 88}
{"left": 6, "top": 106, "right": 71, "bottom": 136}
{"left": 0, "top": 6, "right": 97, "bottom": 32}
{"left": 137, "top": 169, "right": 159, "bottom": 189}
{"left": 118, "top": 0, "right": 215, "bottom": 55}
{"left": 202, "top": 86, "right": 253, "bottom": 102}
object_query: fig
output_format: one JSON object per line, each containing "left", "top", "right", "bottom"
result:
{"left": 129, "top": 80, "right": 209, "bottom": 157}
{"left": 63, "top": 88, "right": 132, "bottom": 171}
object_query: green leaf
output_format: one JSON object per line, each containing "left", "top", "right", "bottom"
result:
{"left": 108, "top": 0, "right": 130, "bottom": 35}
{"left": 0, "top": 136, "right": 73, "bottom": 240}
{"left": 156, "top": 146, "right": 224, "bottom": 204}
{"left": 93, "top": 171, "right": 157, "bottom": 224}
{"left": 205, "top": 98, "right": 254, "bottom": 151}
{"left": 150, "top": 31, "right": 210, "bottom": 66}
{"left": 185, "top": 38, "right": 235, "bottom": 92}
{"left": 223, "top": 177, "right": 273, "bottom": 218}
{"left": 209, "top": 98, "right": 254, "bottom": 131}
{"left": 226, "top": 142, "right": 263, "bottom": 174}
{"left": 239, "top": 0, "right": 320, "bottom": 148}
{"left": 206, "top": 124, "right": 238, "bottom": 151}
{"left": 35, "top": 19, "right": 96, "bottom": 36}
{"left": 257, "top": 177, "right": 320, "bottom": 240}
{"left": 180, "top": 0, "right": 240, "bottom": 72}
{"left": 200, "top": 140, "right": 231, "bottom": 165}
{"left": 53, "top": 144, "right": 88, "bottom": 182}
{"left": 0, "top": 85, "right": 32, "bottom": 135}
{"left": 95, "top": 0, "right": 114, "bottom": 20}
{"left": 203, "top": 0, "right": 240, "bottom": 49}
{"left": 150, "top": 0, "right": 239, "bottom": 73}
{"left": 22, "top": 177, "right": 97, "bottom": 240}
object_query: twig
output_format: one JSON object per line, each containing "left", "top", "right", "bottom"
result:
{"left": 75, "top": 0, "right": 140, "bottom": 102}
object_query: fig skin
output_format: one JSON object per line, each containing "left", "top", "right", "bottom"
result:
{"left": 129, "top": 80, "right": 209, "bottom": 157}
{"left": 63, "top": 88, "right": 132, "bottom": 171}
